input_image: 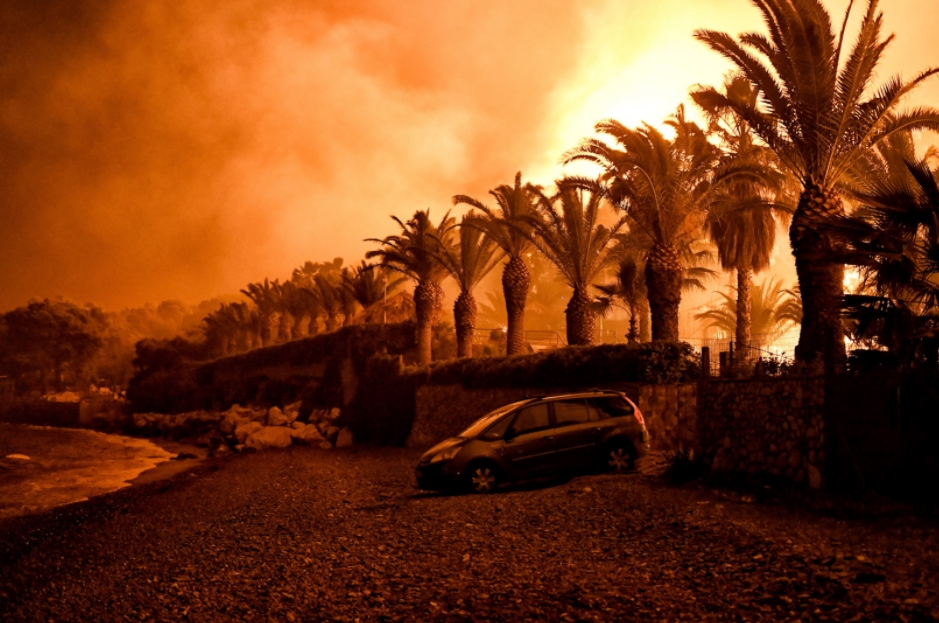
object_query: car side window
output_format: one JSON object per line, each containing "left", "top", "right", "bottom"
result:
{"left": 590, "top": 396, "right": 634, "bottom": 419}
{"left": 584, "top": 402, "right": 603, "bottom": 422}
{"left": 509, "top": 403, "right": 551, "bottom": 436}
{"left": 483, "top": 414, "right": 513, "bottom": 439}
{"left": 553, "top": 399, "right": 591, "bottom": 426}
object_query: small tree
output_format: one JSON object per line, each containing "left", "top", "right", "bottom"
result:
{"left": 526, "top": 179, "right": 627, "bottom": 345}
{"left": 432, "top": 216, "right": 504, "bottom": 357}
{"left": 366, "top": 210, "right": 456, "bottom": 365}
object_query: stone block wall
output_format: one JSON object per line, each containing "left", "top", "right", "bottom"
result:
{"left": 697, "top": 377, "right": 825, "bottom": 487}
{"left": 634, "top": 384, "right": 697, "bottom": 453}
{"left": 407, "top": 383, "right": 696, "bottom": 451}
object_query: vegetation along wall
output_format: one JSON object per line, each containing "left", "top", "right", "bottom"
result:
{"left": 127, "top": 322, "right": 417, "bottom": 417}
{"left": 697, "top": 377, "right": 826, "bottom": 488}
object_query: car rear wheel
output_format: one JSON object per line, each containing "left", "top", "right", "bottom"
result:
{"left": 607, "top": 442, "right": 636, "bottom": 474}
{"left": 465, "top": 462, "right": 500, "bottom": 494}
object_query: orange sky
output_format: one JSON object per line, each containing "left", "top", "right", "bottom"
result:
{"left": 1, "top": 0, "right": 937, "bottom": 311}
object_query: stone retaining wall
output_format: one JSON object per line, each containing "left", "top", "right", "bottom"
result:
{"left": 698, "top": 377, "right": 825, "bottom": 488}
{"left": 410, "top": 376, "right": 826, "bottom": 488}
{"left": 407, "top": 383, "right": 697, "bottom": 451}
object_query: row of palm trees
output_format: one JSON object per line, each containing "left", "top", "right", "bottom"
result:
{"left": 204, "top": 0, "right": 939, "bottom": 370}
{"left": 369, "top": 0, "right": 939, "bottom": 369}
{"left": 202, "top": 263, "right": 404, "bottom": 357}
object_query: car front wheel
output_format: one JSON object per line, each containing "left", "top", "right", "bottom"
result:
{"left": 607, "top": 443, "right": 636, "bottom": 474}
{"left": 465, "top": 463, "right": 500, "bottom": 494}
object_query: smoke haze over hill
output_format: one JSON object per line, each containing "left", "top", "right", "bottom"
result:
{"left": 1, "top": 0, "right": 937, "bottom": 311}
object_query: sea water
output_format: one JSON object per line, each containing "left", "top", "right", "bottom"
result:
{"left": 0, "top": 423, "right": 174, "bottom": 518}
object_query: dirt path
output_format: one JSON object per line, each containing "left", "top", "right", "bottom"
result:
{"left": 1, "top": 446, "right": 937, "bottom": 622}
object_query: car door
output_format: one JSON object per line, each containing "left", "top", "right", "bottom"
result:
{"left": 552, "top": 398, "right": 603, "bottom": 470}
{"left": 500, "top": 403, "right": 557, "bottom": 480}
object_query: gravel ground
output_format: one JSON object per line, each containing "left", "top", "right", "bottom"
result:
{"left": 0, "top": 446, "right": 937, "bottom": 622}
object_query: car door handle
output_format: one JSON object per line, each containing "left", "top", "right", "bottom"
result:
{"left": 544, "top": 436, "right": 554, "bottom": 440}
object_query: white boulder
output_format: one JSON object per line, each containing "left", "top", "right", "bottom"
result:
{"left": 267, "top": 407, "right": 289, "bottom": 427}
{"left": 245, "top": 426, "right": 293, "bottom": 450}
{"left": 235, "top": 421, "right": 263, "bottom": 444}
{"left": 284, "top": 401, "right": 301, "bottom": 423}
{"left": 291, "top": 423, "right": 325, "bottom": 445}
{"left": 335, "top": 427, "right": 353, "bottom": 448}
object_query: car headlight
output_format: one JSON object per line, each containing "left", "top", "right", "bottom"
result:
{"left": 429, "top": 446, "right": 462, "bottom": 463}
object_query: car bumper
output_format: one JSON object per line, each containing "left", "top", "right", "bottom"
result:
{"left": 415, "top": 460, "right": 461, "bottom": 490}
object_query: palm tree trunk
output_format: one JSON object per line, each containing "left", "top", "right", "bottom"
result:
{"left": 278, "top": 313, "right": 292, "bottom": 343}
{"left": 736, "top": 268, "right": 753, "bottom": 355}
{"left": 414, "top": 280, "right": 443, "bottom": 365}
{"left": 290, "top": 315, "right": 310, "bottom": 339}
{"left": 790, "top": 184, "right": 847, "bottom": 370}
{"left": 565, "top": 287, "right": 596, "bottom": 346}
{"left": 325, "top": 313, "right": 340, "bottom": 332}
{"left": 454, "top": 290, "right": 477, "bottom": 358}
{"left": 259, "top": 315, "right": 273, "bottom": 346}
{"left": 645, "top": 242, "right": 683, "bottom": 341}
{"left": 627, "top": 305, "right": 639, "bottom": 343}
{"left": 639, "top": 298, "right": 651, "bottom": 342}
{"left": 502, "top": 255, "right": 530, "bottom": 356}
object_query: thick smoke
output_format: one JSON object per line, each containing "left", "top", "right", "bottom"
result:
{"left": 0, "top": 0, "right": 589, "bottom": 310}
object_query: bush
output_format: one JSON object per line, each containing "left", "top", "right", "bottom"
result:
{"left": 663, "top": 446, "right": 707, "bottom": 484}
{"left": 637, "top": 341, "right": 699, "bottom": 384}
{"left": 405, "top": 341, "right": 699, "bottom": 389}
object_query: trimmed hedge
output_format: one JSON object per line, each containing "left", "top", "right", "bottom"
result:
{"left": 403, "top": 341, "right": 698, "bottom": 389}
{"left": 126, "top": 322, "right": 416, "bottom": 415}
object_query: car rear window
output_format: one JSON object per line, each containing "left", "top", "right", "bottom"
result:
{"left": 553, "top": 399, "right": 591, "bottom": 425}
{"left": 509, "top": 403, "right": 551, "bottom": 435}
{"left": 589, "top": 395, "right": 635, "bottom": 419}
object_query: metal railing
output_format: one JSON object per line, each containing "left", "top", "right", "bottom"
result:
{"left": 688, "top": 335, "right": 797, "bottom": 377}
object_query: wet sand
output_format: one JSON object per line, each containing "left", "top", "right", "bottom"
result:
{"left": 0, "top": 424, "right": 202, "bottom": 518}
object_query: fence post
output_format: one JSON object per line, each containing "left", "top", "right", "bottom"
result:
{"left": 701, "top": 346, "right": 710, "bottom": 378}
{"left": 719, "top": 351, "right": 728, "bottom": 377}
{"left": 729, "top": 340, "right": 735, "bottom": 368}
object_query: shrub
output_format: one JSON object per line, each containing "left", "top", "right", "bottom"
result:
{"left": 663, "top": 446, "right": 707, "bottom": 484}
{"left": 406, "top": 341, "right": 699, "bottom": 389}
{"left": 637, "top": 341, "right": 699, "bottom": 384}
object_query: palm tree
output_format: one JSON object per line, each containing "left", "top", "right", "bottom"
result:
{"left": 240, "top": 279, "right": 278, "bottom": 346}
{"left": 227, "top": 301, "right": 258, "bottom": 351}
{"left": 366, "top": 210, "right": 456, "bottom": 365}
{"left": 203, "top": 304, "right": 241, "bottom": 356}
{"left": 695, "top": 277, "right": 801, "bottom": 346}
{"left": 432, "top": 216, "right": 505, "bottom": 357}
{"left": 524, "top": 179, "right": 627, "bottom": 345}
{"left": 312, "top": 275, "right": 343, "bottom": 332}
{"left": 692, "top": 75, "right": 794, "bottom": 352}
{"left": 566, "top": 107, "right": 755, "bottom": 340}
{"left": 825, "top": 132, "right": 939, "bottom": 363}
{"left": 594, "top": 256, "right": 646, "bottom": 343}
{"left": 342, "top": 262, "right": 406, "bottom": 320}
{"left": 277, "top": 281, "right": 321, "bottom": 340}
{"left": 456, "top": 173, "right": 541, "bottom": 355}
{"left": 695, "top": 0, "right": 939, "bottom": 368}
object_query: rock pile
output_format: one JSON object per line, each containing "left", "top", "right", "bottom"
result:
{"left": 127, "top": 403, "right": 354, "bottom": 453}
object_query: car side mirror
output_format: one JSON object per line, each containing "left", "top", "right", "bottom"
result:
{"left": 480, "top": 431, "right": 502, "bottom": 442}
{"left": 503, "top": 429, "right": 517, "bottom": 442}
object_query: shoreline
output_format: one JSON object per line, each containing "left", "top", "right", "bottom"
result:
{"left": 0, "top": 423, "right": 207, "bottom": 519}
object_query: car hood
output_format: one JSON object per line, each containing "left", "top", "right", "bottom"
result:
{"left": 420, "top": 437, "right": 465, "bottom": 461}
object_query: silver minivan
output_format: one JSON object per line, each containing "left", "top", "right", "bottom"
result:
{"left": 415, "top": 390, "right": 650, "bottom": 493}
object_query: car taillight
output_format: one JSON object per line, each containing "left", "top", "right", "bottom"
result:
{"left": 618, "top": 392, "right": 644, "bottom": 426}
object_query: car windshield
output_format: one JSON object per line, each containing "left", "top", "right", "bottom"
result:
{"left": 458, "top": 400, "right": 530, "bottom": 438}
